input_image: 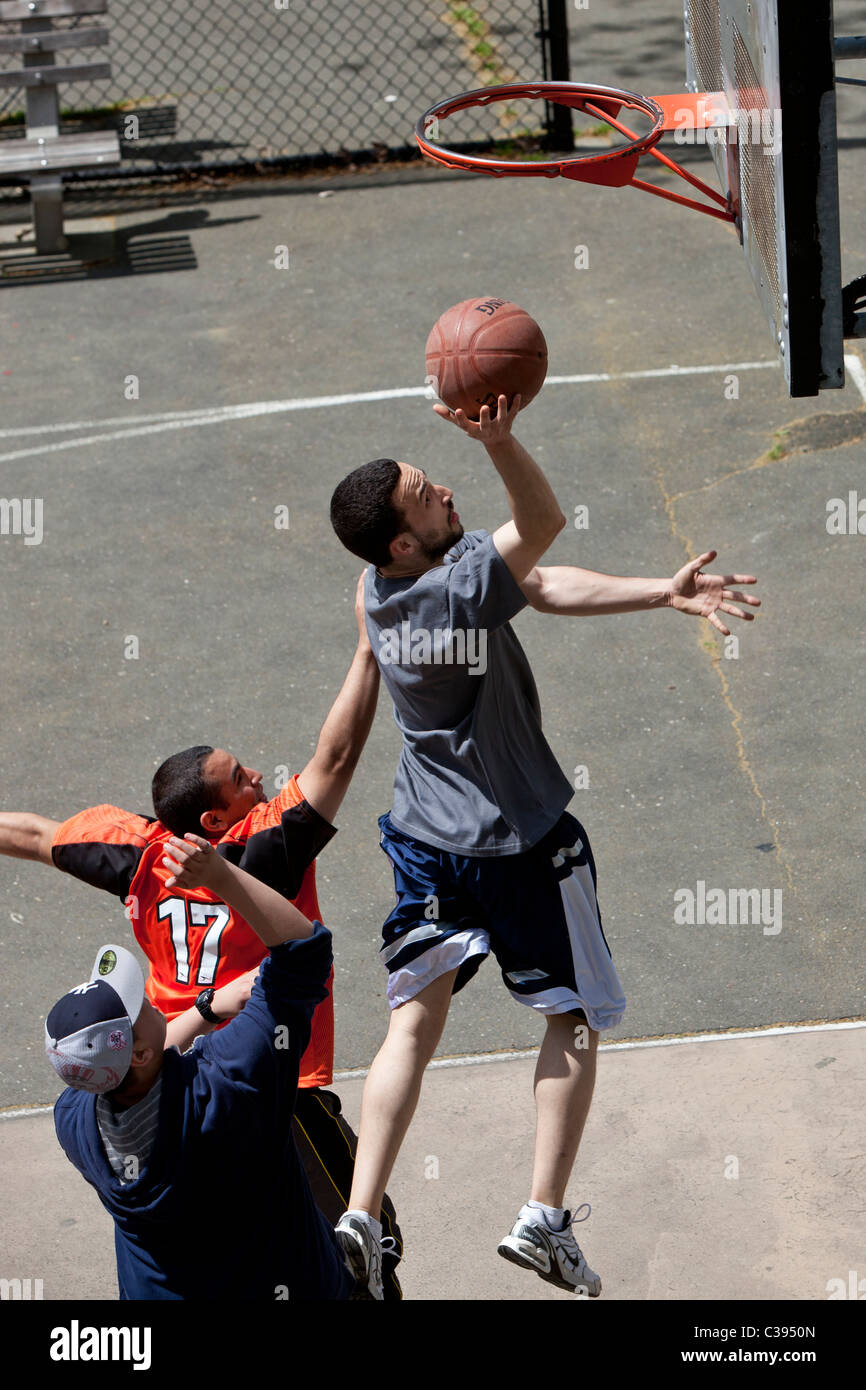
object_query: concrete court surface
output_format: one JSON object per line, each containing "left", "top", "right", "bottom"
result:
{"left": 1, "top": 0, "right": 865, "bottom": 1307}
{"left": 2, "top": 168, "right": 866, "bottom": 1101}
{"left": 1, "top": 1023, "right": 863, "bottom": 1301}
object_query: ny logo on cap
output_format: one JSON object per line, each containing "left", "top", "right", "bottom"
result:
{"left": 70, "top": 982, "right": 100, "bottom": 996}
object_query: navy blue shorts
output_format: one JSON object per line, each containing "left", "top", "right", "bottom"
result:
{"left": 377, "top": 811, "right": 626, "bottom": 1031}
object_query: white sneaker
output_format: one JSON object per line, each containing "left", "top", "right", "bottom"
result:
{"left": 498, "top": 1203, "right": 602, "bottom": 1297}
{"left": 335, "top": 1213, "right": 393, "bottom": 1301}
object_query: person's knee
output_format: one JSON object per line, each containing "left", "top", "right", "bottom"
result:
{"left": 390, "top": 1002, "right": 446, "bottom": 1055}
{"left": 389, "top": 970, "right": 456, "bottom": 1054}
{"left": 546, "top": 1011, "right": 599, "bottom": 1053}
{"left": 579, "top": 1021, "right": 600, "bottom": 1053}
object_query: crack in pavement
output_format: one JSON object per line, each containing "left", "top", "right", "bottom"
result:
{"left": 653, "top": 458, "right": 796, "bottom": 898}
{"left": 665, "top": 405, "right": 866, "bottom": 506}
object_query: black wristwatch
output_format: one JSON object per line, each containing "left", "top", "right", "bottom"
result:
{"left": 195, "top": 988, "right": 222, "bottom": 1025}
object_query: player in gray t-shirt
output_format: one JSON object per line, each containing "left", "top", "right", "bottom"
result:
{"left": 329, "top": 395, "right": 760, "bottom": 1298}
{"left": 364, "top": 522, "right": 573, "bottom": 857}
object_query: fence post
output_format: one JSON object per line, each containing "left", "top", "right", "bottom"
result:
{"left": 539, "top": 0, "right": 574, "bottom": 150}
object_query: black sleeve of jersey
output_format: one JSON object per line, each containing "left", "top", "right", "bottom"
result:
{"left": 217, "top": 800, "right": 337, "bottom": 901}
{"left": 51, "top": 841, "right": 145, "bottom": 903}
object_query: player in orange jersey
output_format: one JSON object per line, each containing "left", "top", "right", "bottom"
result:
{"left": 0, "top": 578, "right": 402, "bottom": 1297}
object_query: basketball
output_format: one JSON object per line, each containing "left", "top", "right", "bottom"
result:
{"left": 425, "top": 296, "right": 548, "bottom": 420}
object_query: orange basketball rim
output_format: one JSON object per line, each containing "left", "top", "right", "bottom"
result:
{"left": 415, "top": 81, "right": 737, "bottom": 224}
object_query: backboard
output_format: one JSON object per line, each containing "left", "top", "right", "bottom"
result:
{"left": 682, "top": 0, "right": 843, "bottom": 395}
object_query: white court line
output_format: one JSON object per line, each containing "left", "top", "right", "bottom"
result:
{"left": 844, "top": 352, "right": 866, "bottom": 403}
{"left": 334, "top": 1018, "right": 866, "bottom": 1079}
{"left": 0, "top": 388, "right": 429, "bottom": 464}
{"left": 544, "top": 361, "right": 777, "bottom": 385}
{"left": 0, "top": 360, "right": 781, "bottom": 464}
{"left": 0, "top": 1106, "right": 57, "bottom": 1119}
{"left": 2, "top": 1018, "right": 862, "bottom": 1117}
{"left": 333, "top": 1018, "right": 866, "bottom": 1079}
{"left": 0, "top": 388, "right": 429, "bottom": 440}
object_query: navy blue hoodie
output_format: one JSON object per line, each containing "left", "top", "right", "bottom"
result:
{"left": 54, "top": 923, "right": 353, "bottom": 1300}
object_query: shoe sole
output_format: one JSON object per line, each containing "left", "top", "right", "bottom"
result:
{"left": 497, "top": 1239, "right": 602, "bottom": 1298}
{"left": 336, "top": 1228, "right": 383, "bottom": 1301}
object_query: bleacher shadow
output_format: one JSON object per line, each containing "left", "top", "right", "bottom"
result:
{"left": 0, "top": 207, "right": 257, "bottom": 285}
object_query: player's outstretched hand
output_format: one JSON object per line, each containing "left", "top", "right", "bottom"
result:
{"left": 433, "top": 392, "right": 520, "bottom": 443}
{"left": 669, "top": 550, "right": 761, "bottom": 636}
{"left": 163, "top": 833, "right": 221, "bottom": 890}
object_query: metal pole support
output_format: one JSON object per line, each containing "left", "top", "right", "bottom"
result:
{"left": 539, "top": 0, "right": 574, "bottom": 152}
{"left": 22, "top": 13, "right": 66, "bottom": 254}
{"left": 30, "top": 174, "right": 68, "bottom": 253}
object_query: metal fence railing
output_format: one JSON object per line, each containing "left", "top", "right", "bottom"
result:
{"left": 0, "top": 1, "right": 571, "bottom": 189}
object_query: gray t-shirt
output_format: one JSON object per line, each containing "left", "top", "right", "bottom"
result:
{"left": 366, "top": 529, "right": 573, "bottom": 856}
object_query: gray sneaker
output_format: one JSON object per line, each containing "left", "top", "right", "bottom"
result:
{"left": 336, "top": 1213, "right": 390, "bottom": 1300}
{"left": 498, "top": 1203, "right": 602, "bottom": 1297}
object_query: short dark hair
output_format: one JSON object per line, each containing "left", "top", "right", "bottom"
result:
{"left": 152, "top": 745, "right": 223, "bottom": 837}
{"left": 330, "top": 458, "right": 404, "bottom": 568}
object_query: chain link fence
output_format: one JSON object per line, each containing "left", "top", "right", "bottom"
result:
{"left": 0, "top": 0, "right": 568, "bottom": 192}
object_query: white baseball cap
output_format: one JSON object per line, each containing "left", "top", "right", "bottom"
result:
{"left": 45, "top": 944, "right": 145, "bottom": 1094}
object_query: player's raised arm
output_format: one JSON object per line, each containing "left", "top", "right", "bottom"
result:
{"left": 162, "top": 833, "right": 314, "bottom": 947}
{"left": 0, "top": 812, "right": 60, "bottom": 865}
{"left": 165, "top": 966, "right": 260, "bottom": 1052}
{"left": 520, "top": 551, "right": 760, "bottom": 635}
{"left": 434, "top": 393, "right": 566, "bottom": 583}
{"left": 295, "top": 573, "right": 380, "bottom": 826}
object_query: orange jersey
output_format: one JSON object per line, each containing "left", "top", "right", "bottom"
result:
{"left": 51, "top": 775, "right": 336, "bottom": 1088}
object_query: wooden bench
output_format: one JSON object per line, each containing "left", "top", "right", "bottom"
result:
{"left": 0, "top": 0, "right": 120, "bottom": 253}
